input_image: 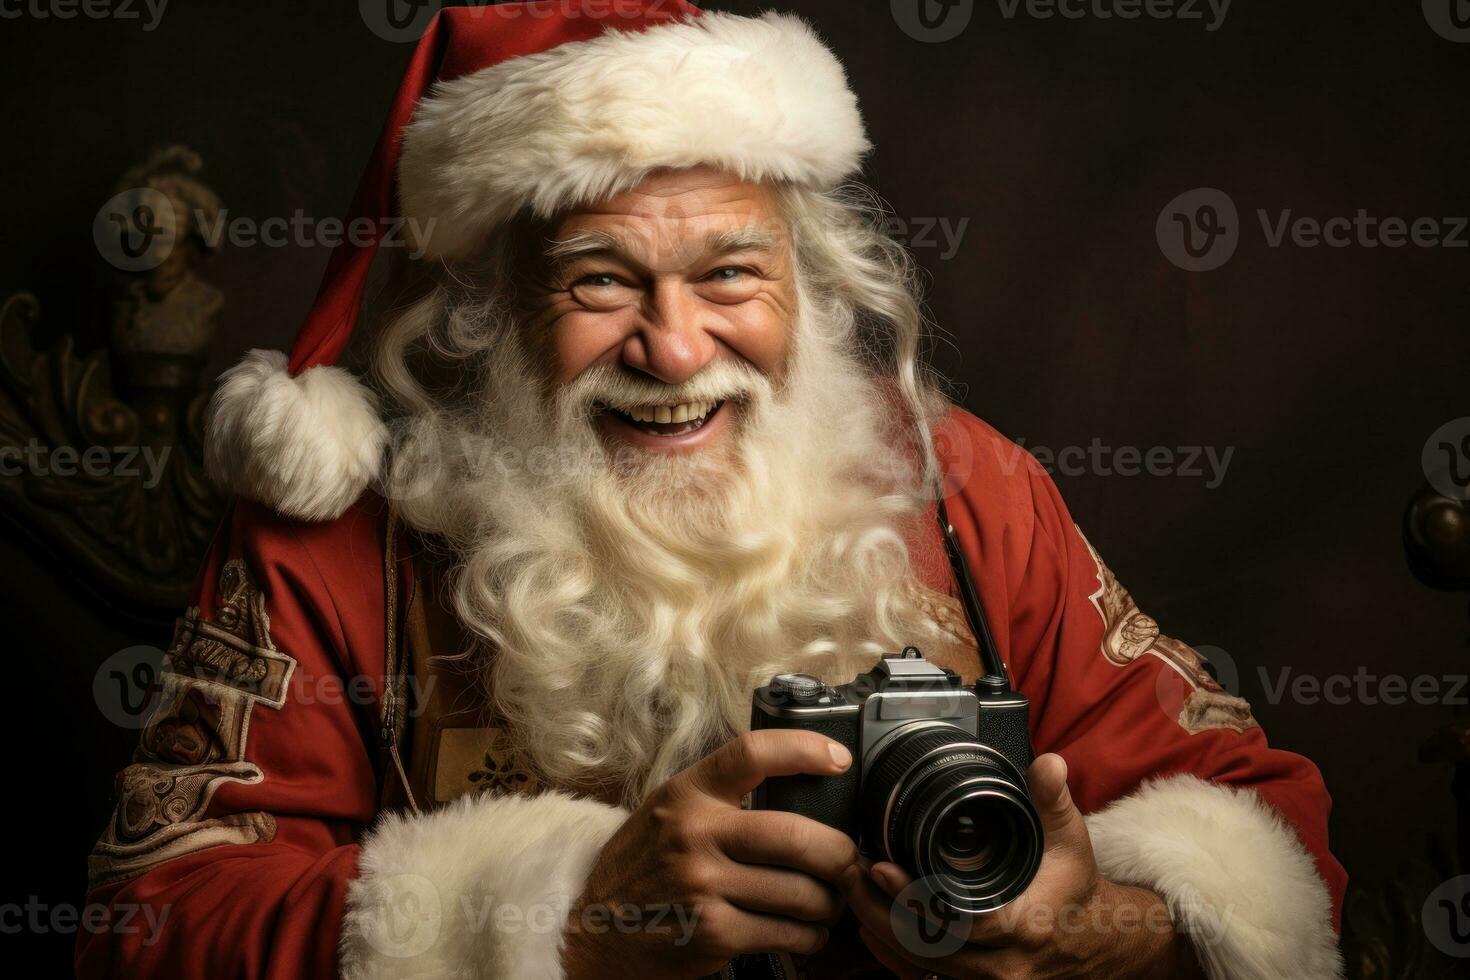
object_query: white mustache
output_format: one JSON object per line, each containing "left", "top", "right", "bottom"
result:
{"left": 558, "top": 361, "right": 773, "bottom": 418}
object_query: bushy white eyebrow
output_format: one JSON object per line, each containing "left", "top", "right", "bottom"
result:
{"left": 544, "top": 229, "right": 622, "bottom": 265}
{"left": 544, "top": 225, "right": 781, "bottom": 270}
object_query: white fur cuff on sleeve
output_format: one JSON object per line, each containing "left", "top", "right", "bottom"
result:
{"left": 339, "top": 791, "right": 628, "bottom": 980}
{"left": 1085, "top": 774, "right": 1343, "bottom": 980}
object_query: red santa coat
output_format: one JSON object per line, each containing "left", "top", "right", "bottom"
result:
{"left": 77, "top": 408, "right": 1346, "bottom": 979}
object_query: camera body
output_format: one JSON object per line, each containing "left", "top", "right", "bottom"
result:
{"left": 751, "top": 648, "right": 1042, "bottom": 914}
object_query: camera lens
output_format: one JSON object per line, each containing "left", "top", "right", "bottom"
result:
{"left": 861, "top": 724, "right": 1042, "bottom": 915}
{"left": 938, "top": 802, "right": 998, "bottom": 872}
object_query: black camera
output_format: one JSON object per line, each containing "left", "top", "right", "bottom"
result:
{"left": 749, "top": 505, "right": 1043, "bottom": 915}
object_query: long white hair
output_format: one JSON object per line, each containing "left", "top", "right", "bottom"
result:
{"left": 373, "top": 181, "right": 950, "bottom": 805}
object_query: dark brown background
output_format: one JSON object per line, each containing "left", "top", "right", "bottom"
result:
{"left": 2, "top": 0, "right": 1467, "bottom": 972}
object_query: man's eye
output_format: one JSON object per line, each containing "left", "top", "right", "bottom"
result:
{"left": 568, "top": 273, "right": 638, "bottom": 310}
{"left": 698, "top": 266, "right": 761, "bottom": 304}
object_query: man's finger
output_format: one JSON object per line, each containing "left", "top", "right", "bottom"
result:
{"left": 716, "top": 859, "right": 844, "bottom": 923}
{"left": 682, "top": 729, "right": 851, "bottom": 804}
{"left": 1030, "top": 752, "right": 1089, "bottom": 853}
{"left": 702, "top": 904, "right": 832, "bottom": 958}
{"left": 868, "top": 860, "right": 912, "bottom": 899}
{"left": 715, "top": 808, "right": 860, "bottom": 883}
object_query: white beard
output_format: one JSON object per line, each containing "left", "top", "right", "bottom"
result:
{"left": 390, "top": 299, "right": 940, "bottom": 805}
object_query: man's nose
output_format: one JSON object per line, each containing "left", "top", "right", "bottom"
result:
{"left": 618, "top": 278, "right": 718, "bottom": 385}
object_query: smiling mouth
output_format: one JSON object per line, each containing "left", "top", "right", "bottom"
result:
{"left": 603, "top": 399, "right": 726, "bottom": 437}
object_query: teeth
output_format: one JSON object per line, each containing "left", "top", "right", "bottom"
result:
{"left": 616, "top": 400, "right": 718, "bottom": 426}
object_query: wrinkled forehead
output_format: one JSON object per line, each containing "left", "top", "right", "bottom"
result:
{"left": 543, "top": 167, "right": 791, "bottom": 271}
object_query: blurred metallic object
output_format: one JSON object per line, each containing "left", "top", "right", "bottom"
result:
{"left": 1338, "top": 478, "right": 1470, "bottom": 979}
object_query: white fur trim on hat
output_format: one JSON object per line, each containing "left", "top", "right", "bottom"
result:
{"left": 339, "top": 791, "right": 629, "bottom": 980}
{"left": 399, "top": 11, "right": 870, "bottom": 260}
{"left": 204, "top": 349, "right": 386, "bottom": 522}
{"left": 1086, "top": 775, "right": 1344, "bottom": 980}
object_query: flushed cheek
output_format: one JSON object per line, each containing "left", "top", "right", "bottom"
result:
{"left": 546, "top": 309, "right": 643, "bottom": 384}
{"left": 723, "top": 298, "right": 791, "bottom": 376}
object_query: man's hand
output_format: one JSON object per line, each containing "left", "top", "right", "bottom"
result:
{"left": 562, "top": 730, "right": 861, "bottom": 980}
{"left": 842, "top": 754, "right": 1206, "bottom": 980}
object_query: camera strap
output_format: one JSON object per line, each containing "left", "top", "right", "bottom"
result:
{"left": 936, "top": 497, "right": 1012, "bottom": 693}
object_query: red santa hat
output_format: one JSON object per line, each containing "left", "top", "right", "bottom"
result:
{"left": 205, "top": 0, "right": 870, "bottom": 522}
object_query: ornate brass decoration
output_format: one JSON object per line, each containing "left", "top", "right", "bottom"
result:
{"left": 165, "top": 559, "right": 295, "bottom": 706}
{"left": 1078, "top": 527, "right": 1259, "bottom": 734}
{"left": 0, "top": 147, "right": 225, "bottom": 610}
{"left": 88, "top": 559, "right": 294, "bottom": 887}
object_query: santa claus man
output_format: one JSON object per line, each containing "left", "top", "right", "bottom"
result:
{"left": 79, "top": 4, "right": 1346, "bottom": 979}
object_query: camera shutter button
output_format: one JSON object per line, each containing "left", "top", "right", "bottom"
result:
{"left": 771, "top": 673, "right": 825, "bottom": 705}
